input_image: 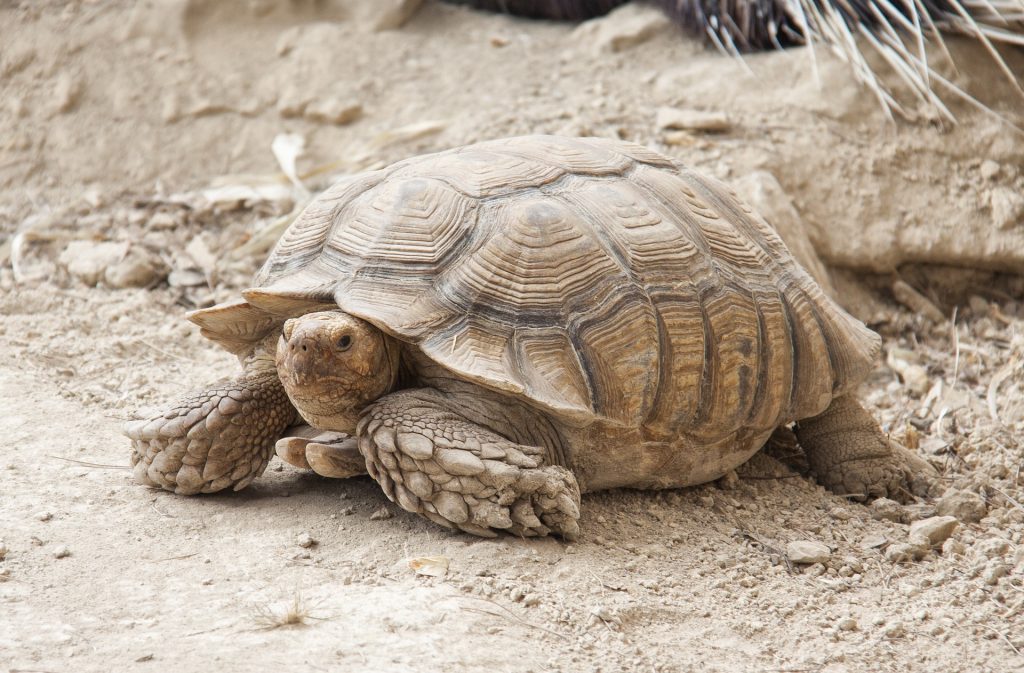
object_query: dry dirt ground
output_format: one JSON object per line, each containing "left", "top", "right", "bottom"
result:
{"left": 2, "top": 2, "right": 1024, "bottom": 672}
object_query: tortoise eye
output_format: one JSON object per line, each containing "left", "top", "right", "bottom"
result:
{"left": 337, "top": 335, "right": 352, "bottom": 351}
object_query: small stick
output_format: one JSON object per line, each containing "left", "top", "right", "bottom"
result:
{"left": 891, "top": 279, "right": 945, "bottom": 323}
{"left": 48, "top": 455, "right": 129, "bottom": 470}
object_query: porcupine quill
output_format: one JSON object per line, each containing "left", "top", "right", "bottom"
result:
{"left": 448, "top": 0, "right": 1024, "bottom": 125}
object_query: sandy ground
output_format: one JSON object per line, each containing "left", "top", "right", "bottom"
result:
{"left": 2, "top": 2, "right": 1023, "bottom": 672}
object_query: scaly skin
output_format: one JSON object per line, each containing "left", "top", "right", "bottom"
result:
{"left": 357, "top": 389, "right": 581, "bottom": 539}
{"left": 125, "top": 341, "right": 296, "bottom": 494}
{"left": 795, "top": 394, "right": 938, "bottom": 503}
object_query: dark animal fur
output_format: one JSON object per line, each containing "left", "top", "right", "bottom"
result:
{"left": 447, "top": 0, "right": 1014, "bottom": 52}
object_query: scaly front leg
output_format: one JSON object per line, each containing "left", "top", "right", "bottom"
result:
{"left": 125, "top": 354, "right": 296, "bottom": 495}
{"left": 356, "top": 389, "right": 581, "bottom": 540}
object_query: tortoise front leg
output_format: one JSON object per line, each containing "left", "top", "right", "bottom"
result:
{"left": 356, "top": 389, "right": 581, "bottom": 540}
{"left": 125, "top": 355, "right": 296, "bottom": 495}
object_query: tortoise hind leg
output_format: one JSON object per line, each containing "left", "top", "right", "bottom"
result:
{"left": 795, "top": 395, "right": 937, "bottom": 503}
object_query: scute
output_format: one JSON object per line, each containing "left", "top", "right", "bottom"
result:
{"left": 227, "top": 135, "right": 879, "bottom": 439}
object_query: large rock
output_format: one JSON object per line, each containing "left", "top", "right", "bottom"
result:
{"left": 572, "top": 4, "right": 671, "bottom": 54}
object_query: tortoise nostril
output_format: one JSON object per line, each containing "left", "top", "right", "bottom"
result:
{"left": 301, "top": 344, "right": 307, "bottom": 352}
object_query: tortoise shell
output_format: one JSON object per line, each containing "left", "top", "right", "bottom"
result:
{"left": 191, "top": 135, "right": 879, "bottom": 440}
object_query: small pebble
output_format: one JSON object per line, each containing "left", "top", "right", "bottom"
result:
{"left": 869, "top": 497, "right": 905, "bottom": 523}
{"left": 303, "top": 99, "right": 362, "bottom": 125}
{"left": 909, "top": 516, "right": 959, "bottom": 546}
{"left": 370, "top": 506, "right": 393, "bottom": 521}
{"left": 936, "top": 489, "right": 987, "bottom": 523}
{"left": 941, "top": 538, "right": 965, "bottom": 556}
{"left": 787, "top": 540, "right": 831, "bottom": 565}
{"left": 53, "top": 71, "right": 83, "bottom": 113}
{"left": 886, "top": 540, "right": 929, "bottom": 563}
{"left": 979, "top": 159, "right": 1000, "bottom": 180}
{"left": 36, "top": 511, "right": 53, "bottom": 522}
{"left": 884, "top": 622, "right": 905, "bottom": 638}
{"left": 296, "top": 532, "right": 316, "bottom": 548}
{"left": 0, "top": 540, "right": 7, "bottom": 559}
{"left": 829, "top": 507, "right": 853, "bottom": 521}
{"left": 53, "top": 546, "right": 71, "bottom": 559}
{"left": 837, "top": 617, "right": 858, "bottom": 631}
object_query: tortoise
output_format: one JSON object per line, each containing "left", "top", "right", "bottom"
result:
{"left": 125, "top": 135, "right": 934, "bottom": 539}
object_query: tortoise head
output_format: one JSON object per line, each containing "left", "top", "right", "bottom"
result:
{"left": 276, "top": 310, "right": 401, "bottom": 433}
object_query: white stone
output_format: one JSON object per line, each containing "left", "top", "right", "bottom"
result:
{"left": 786, "top": 540, "right": 831, "bottom": 564}
{"left": 60, "top": 240, "right": 129, "bottom": 286}
{"left": 989, "top": 186, "right": 1024, "bottom": 230}
{"left": 909, "top": 516, "right": 959, "bottom": 546}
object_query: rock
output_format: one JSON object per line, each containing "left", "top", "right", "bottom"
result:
{"left": 276, "top": 86, "right": 311, "bottom": 118}
{"left": 656, "top": 107, "right": 732, "bottom": 134}
{"left": 990, "top": 186, "right": 1024, "bottom": 230}
{"left": 296, "top": 532, "right": 316, "bottom": 548}
{"left": 53, "top": 545, "right": 71, "bottom": 559}
{"left": 368, "top": 0, "right": 424, "bottom": 31}
{"left": 0, "top": 540, "right": 7, "bottom": 560}
{"left": 573, "top": 4, "right": 671, "bottom": 53}
{"left": 941, "top": 538, "right": 965, "bottom": 556}
{"left": 936, "top": 489, "right": 987, "bottom": 523}
{"left": 973, "top": 537, "right": 1010, "bottom": 559}
{"left": 909, "top": 516, "right": 959, "bottom": 546}
{"left": 53, "top": 71, "right": 84, "bottom": 113}
{"left": 885, "top": 540, "right": 929, "bottom": 563}
{"left": 733, "top": 171, "right": 834, "bottom": 296}
{"left": 860, "top": 534, "right": 889, "bottom": 550}
{"left": 967, "top": 295, "right": 989, "bottom": 316}
{"left": 886, "top": 349, "right": 930, "bottom": 396}
{"left": 883, "top": 622, "right": 905, "bottom": 638}
{"left": 979, "top": 160, "right": 1000, "bottom": 180}
{"left": 786, "top": 540, "right": 831, "bottom": 564}
{"left": 167, "top": 268, "right": 206, "bottom": 288}
{"left": 60, "top": 240, "right": 130, "bottom": 286}
{"left": 829, "top": 507, "right": 853, "bottom": 521}
{"left": 982, "top": 563, "right": 1010, "bottom": 586}
{"left": 837, "top": 617, "right": 858, "bottom": 631}
{"left": 35, "top": 511, "right": 52, "bottom": 522}
{"left": 869, "top": 497, "right": 905, "bottom": 523}
{"left": 304, "top": 98, "right": 362, "bottom": 125}
{"left": 369, "top": 506, "right": 393, "bottom": 521}
{"left": 105, "top": 247, "right": 164, "bottom": 288}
